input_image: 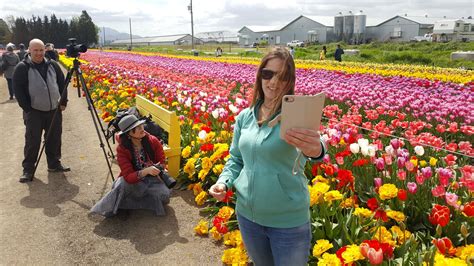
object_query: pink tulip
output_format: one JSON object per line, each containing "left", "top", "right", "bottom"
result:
{"left": 367, "top": 248, "right": 384, "bottom": 265}
{"left": 445, "top": 193, "right": 460, "bottom": 209}
{"left": 390, "top": 139, "right": 401, "bottom": 150}
{"left": 397, "top": 170, "right": 407, "bottom": 181}
{"left": 374, "top": 178, "right": 383, "bottom": 189}
{"left": 407, "top": 182, "right": 417, "bottom": 193}
{"left": 397, "top": 157, "right": 406, "bottom": 169}
{"left": 416, "top": 174, "right": 425, "bottom": 185}
{"left": 421, "top": 167, "right": 432, "bottom": 179}
{"left": 432, "top": 185, "right": 446, "bottom": 197}
{"left": 375, "top": 158, "right": 385, "bottom": 171}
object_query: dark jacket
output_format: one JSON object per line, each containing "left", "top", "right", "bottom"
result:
{"left": 335, "top": 48, "right": 344, "bottom": 61}
{"left": 17, "top": 50, "right": 27, "bottom": 61}
{"left": 1, "top": 51, "right": 20, "bottom": 78}
{"left": 13, "top": 55, "right": 66, "bottom": 113}
{"left": 45, "top": 50, "right": 59, "bottom": 61}
{"left": 117, "top": 133, "right": 166, "bottom": 184}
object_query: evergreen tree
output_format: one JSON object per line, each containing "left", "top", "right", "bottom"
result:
{"left": 11, "top": 17, "right": 29, "bottom": 46}
{"left": 0, "top": 19, "right": 12, "bottom": 45}
{"left": 73, "top": 10, "right": 98, "bottom": 46}
{"left": 6, "top": 10, "right": 98, "bottom": 48}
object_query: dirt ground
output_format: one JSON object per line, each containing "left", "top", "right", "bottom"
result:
{"left": 0, "top": 71, "right": 223, "bottom": 264}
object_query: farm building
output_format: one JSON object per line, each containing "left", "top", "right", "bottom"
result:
{"left": 237, "top": 15, "right": 328, "bottom": 46}
{"left": 365, "top": 15, "right": 438, "bottom": 42}
{"left": 110, "top": 34, "right": 203, "bottom": 46}
{"left": 433, "top": 19, "right": 474, "bottom": 42}
{"left": 237, "top": 13, "right": 471, "bottom": 45}
{"left": 195, "top": 31, "right": 239, "bottom": 43}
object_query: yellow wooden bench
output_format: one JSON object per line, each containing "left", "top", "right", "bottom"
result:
{"left": 135, "top": 95, "right": 181, "bottom": 178}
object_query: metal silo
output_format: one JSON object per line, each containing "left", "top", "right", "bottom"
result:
{"left": 343, "top": 11, "right": 354, "bottom": 43}
{"left": 334, "top": 12, "right": 344, "bottom": 41}
{"left": 354, "top": 10, "right": 367, "bottom": 44}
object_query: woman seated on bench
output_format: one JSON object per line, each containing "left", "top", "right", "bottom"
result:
{"left": 91, "top": 114, "right": 170, "bottom": 217}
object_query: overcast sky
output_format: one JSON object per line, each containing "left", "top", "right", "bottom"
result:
{"left": 1, "top": 0, "right": 472, "bottom": 36}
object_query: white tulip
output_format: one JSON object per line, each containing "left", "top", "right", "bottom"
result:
{"left": 414, "top": 146, "right": 425, "bottom": 156}
{"left": 358, "top": 138, "right": 369, "bottom": 148}
{"left": 229, "top": 104, "right": 239, "bottom": 114}
{"left": 212, "top": 109, "right": 219, "bottom": 119}
{"left": 361, "top": 146, "right": 369, "bottom": 156}
{"left": 368, "top": 145, "right": 376, "bottom": 157}
{"left": 198, "top": 130, "right": 207, "bottom": 140}
{"left": 350, "top": 143, "right": 360, "bottom": 154}
{"left": 185, "top": 99, "right": 192, "bottom": 107}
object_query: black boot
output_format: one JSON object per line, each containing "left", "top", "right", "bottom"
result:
{"left": 19, "top": 172, "right": 34, "bottom": 183}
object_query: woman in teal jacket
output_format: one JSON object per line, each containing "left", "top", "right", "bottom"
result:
{"left": 209, "top": 47, "right": 326, "bottom": 266}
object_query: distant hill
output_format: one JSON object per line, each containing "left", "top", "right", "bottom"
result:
{"left": 98, "top": 27, "right": 141, "bottom": 45}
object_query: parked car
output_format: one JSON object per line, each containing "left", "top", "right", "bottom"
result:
{"left": 411, "top": 33, "right": 433, "bottom": 42}
{"left": 251, "top": 42, "right": 259, "bottom": 48}
{"left": 287, "top": 40, "right": 305, "bottom": 47}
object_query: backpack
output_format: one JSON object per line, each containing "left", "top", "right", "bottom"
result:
{"left": 105, "top": 107, "right": 168, "bottom": 144}
{"left": 0, "top": 53, "right": 7, "bottom": 75}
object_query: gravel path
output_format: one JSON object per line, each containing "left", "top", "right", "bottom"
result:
{"left": 0, "top": 72, "right": 222, "bottom": 265}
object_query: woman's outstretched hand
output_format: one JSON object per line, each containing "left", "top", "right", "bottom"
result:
{"left": 209, "top": 183, "right": 227, "bottom": 201}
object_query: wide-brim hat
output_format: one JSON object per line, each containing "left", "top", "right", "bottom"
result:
{"left": 118, "top": 114, "right": 146, "bottom": 135}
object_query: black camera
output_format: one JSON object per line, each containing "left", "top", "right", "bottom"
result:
{"left": 154, "top": 164, "right": 177, "bottom": 189}
{"left": 66, "top": 38, "right": 87, "bottom": 57}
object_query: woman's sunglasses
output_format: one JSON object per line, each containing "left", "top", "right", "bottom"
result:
{"left": 261, "top": 68, "right": 277, "bottom": 80}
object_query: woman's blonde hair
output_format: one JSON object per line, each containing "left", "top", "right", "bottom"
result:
{"left": 251, "top": 47, "right": 296, "bottom": 122}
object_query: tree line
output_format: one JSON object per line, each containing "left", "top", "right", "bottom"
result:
{"left": 0, "top": 10, "right": 98, "bottom": 48}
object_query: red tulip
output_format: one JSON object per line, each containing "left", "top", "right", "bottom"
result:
{"left": 398, "top": 189, "right": 407, "bottom": 201}
{"left": 462, "top": 201, "right": 474, "bottom": 217}
{"left": 432, "top": 237, "right": 456, "bottom": 256}
{"left": 367, "top": 198, "right": 379, "bottom": 211}
{"left": 428, "top": 204, "right": 450, "bottom": 227}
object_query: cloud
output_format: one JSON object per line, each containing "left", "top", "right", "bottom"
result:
{"left": 1, "top": 0, "right": 472, "bottom": 36}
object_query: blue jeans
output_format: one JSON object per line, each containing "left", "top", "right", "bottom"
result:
{"left": 237, "top": 213, "right": 311, "bottom": 266}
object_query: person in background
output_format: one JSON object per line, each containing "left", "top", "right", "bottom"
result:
{"left": 45, "top": 43, "right": 58, "bottom": 61}
{"left": 209, "top": 47, "right": 326, "bottom": 266}
{"left": 216, "top": 46, "right": 223, "bottom": 57}
{"left": 13, "top": 38, "right": 69, "bottom": 183}
{"left": 334, "top": 44, "right": 344, "bottom": 62}
{"left": 90, "top": 114, "right": 171, "bottom": 217}
{"left": 17, "top": 43, "right": 28, "bottom": 61}
{"left": 1, "top": 43, "right": 20, "bottom": 100}
{"left": 319, "top": 45, "right": 327, "bottom": 60}
{"left": 289, "top": 46, "right": 295, "bottom": 58}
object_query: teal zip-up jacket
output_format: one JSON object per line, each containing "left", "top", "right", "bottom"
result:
{"left": 217, "top": 103, "right": 326, "bottom": 228}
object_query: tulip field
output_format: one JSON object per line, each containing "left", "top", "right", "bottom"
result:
{"left": 61, "top": 51, "right": 473, "bottom": 265}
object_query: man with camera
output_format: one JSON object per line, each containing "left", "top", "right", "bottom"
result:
{"left": 13, "top": 38, "right": 69, "bottom": 183}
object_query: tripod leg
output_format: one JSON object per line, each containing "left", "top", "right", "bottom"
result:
{"left": 75, "top": 67, "right": 116, "bottom": 181}
{"left": 75, "top": 71, "right": 81, "bottom": 98}
{"left": 75, "top": 67, "right": 115, "bottom": 159}
{"left": 32, "top": 67, "right": 74, "bottom": 177}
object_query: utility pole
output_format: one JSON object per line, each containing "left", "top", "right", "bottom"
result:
{"left": 129, "top": 18, "right": 133, "bottom": 50}
{"left": 188, "top": 0, "right": 194, "bottom": 51}
{"left": 103, "top": 26, "right": 106, "bottom": 47}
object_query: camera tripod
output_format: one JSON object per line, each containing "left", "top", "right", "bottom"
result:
{"left": 34, "top": 57, "right": 116, "bottom": 181}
